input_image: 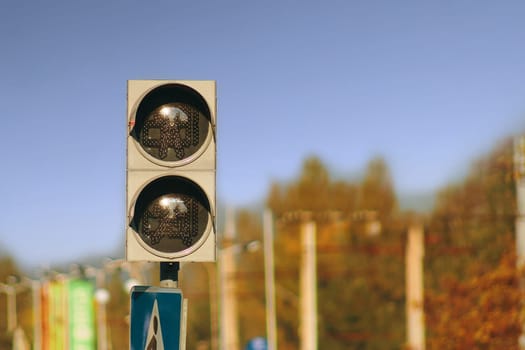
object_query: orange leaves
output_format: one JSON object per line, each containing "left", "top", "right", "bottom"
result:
{"left": 426, "top": 252, "right": 521, "bottom": 349}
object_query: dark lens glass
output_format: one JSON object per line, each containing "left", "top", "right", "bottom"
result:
{"left": 137, "top": 192, "right": 209, "bottom": 253}
{"left": 138, "top": 102, "right": 209, "bottom": 162}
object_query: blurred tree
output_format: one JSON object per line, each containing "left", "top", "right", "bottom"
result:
{"left": 1, "top": 136, "right": 517, "bottom": 350}
{"left": 235, "top": 210, "right": 266, "bottom": 345}
{"left": 426, "top": 251, "right": 520, "bottom": 349}
{"left": 266, "top": 155, "right": 406, "bottom": 349}
{"left": 427, "top": 138, "right": 515, "bottom": 287}
{"left": 277, "top": 156, "right": 332, "bottom": 213}
{"left": 358, "top": 157, "right": 398, "bottom": 219}
{"left": 425, "top": 137, "right": 519, "bottom": 347}
{"left": 0, "top": 255, "right": 21, "bottom": 349}
{"left": 106, "top": 268, "right": 131, "bottom": 350}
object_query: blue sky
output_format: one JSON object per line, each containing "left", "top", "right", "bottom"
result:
{"left": 1, "top": 1, "right": 524, "bottom": 269}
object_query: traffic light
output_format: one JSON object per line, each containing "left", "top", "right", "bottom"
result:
{"left": 126, "top": 80, "right": 216, "bottom": 262}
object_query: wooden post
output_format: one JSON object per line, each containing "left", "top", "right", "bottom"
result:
{"left": 300, "top": 220, "right": 318, "bottom": 350}
{"left": 406, "top": 223, "right": 425, "bottom": 350}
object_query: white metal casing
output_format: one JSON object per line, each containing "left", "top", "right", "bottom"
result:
{"left": 126, "top": 80, "right": 216, "bottom": 262}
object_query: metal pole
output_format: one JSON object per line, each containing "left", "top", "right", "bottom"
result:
{"left": 95, "top": 270, "right": 108, "bottom": 350}
{"left": 160, "top": 262, "right": 180, "bottom": 289}
{"left": 514, "top": 136, "right": 525, "bottom": 349}
{"left": 32, "top": 280, "right": 42, "bottom": 350}
{"left": 205, "top": 263, "right": 219, "bottom": 350}
{"left": 40, "top": 280, "right": 49, "bottom": 350}
{"left": 6, "top": 286, "right": 17, "bottom": 333}
{"left": 219, "top": 208, "right": 240, "bottom": 350}
{"left": 263, "top": 209, "right": 278, "bottom": 350}
{"left": 406, "top": 223, "right": 425, "bottom": 350}
{"left": 300, "top": 220, "right": 317, "bottom": 350}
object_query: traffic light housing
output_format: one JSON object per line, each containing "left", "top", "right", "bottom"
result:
{"left": 126, "top": 80, "right": 216, "bottom": 262}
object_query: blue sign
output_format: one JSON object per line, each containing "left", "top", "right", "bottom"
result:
{"left": 130, "top": 286, "right": 184, "bottom": 350}
{"left": 245, "top": 337, "right": 268, "bottom": 350}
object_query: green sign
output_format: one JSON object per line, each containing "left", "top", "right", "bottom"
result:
{"left": 68, "top": 279, "right": 96, "bottom": 350}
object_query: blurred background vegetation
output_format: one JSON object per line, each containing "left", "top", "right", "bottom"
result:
{"left": 0, "top": 135, "right": 521, "bottom": 349}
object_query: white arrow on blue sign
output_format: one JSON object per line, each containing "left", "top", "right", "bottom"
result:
{"left": 130, "top": 286, "right": 185, "bottom": 350}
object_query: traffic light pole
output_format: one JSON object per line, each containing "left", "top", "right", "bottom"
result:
{"left": 160, "top": 262, "right": 180, "bottom": 288}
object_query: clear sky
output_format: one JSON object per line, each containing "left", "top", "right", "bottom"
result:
{"left": 1, "top": 1, "right": 524, "bottom": 269}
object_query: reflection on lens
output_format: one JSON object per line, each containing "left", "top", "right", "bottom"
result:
{"left": 159, "top": 196, "right": 187, "bottom": 217}
{"left": 138, "top": 102, "right": 209, "bottom": 162}
{"left": 138, "top": 193, "right": 207, "bottom": 251}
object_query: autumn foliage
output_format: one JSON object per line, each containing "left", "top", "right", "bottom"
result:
{"left": 425, "top": 138, "right": 520, "bottom": 349}
{"left": 426, "top": 253, "right": 520, "bottom": 349}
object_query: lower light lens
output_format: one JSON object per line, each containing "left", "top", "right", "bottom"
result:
{"left": 131, "top": 176, "right": 210, "bottom": 254}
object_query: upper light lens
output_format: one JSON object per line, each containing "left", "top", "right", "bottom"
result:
{"left": 138, "top": 102, "right": 209, "bottom": 162}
